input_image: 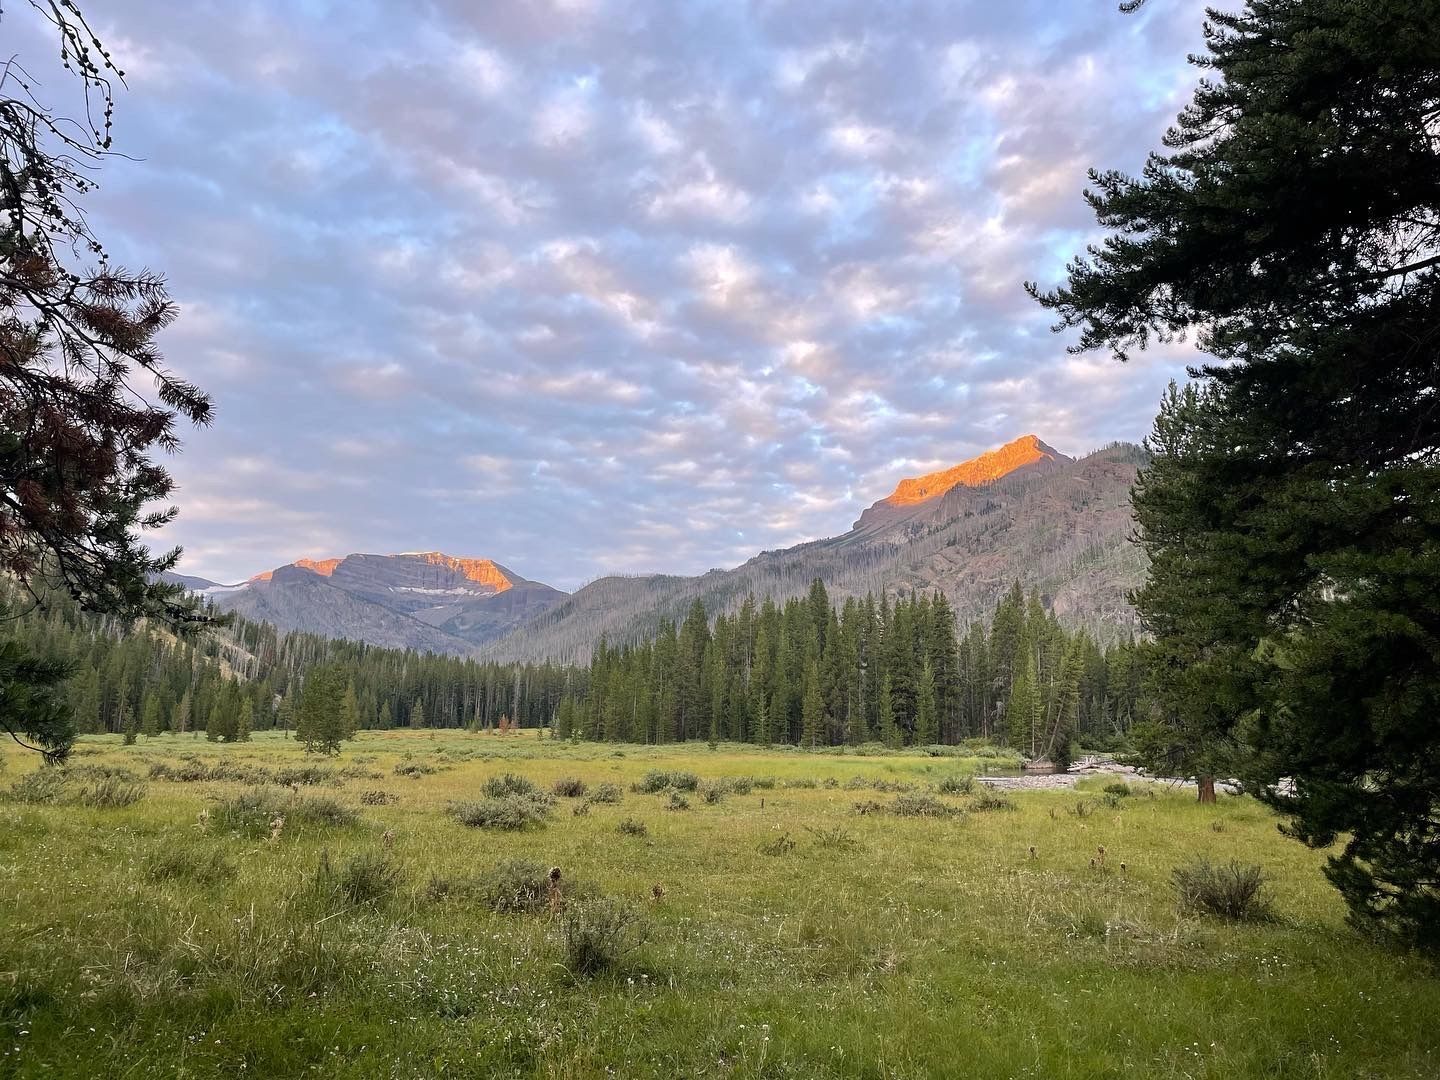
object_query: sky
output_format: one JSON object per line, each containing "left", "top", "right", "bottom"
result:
{"left": 26, "top": 0, "right": 1215, "bottom": 589}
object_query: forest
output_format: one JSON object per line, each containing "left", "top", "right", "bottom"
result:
{"left": 4, "top": 578, "right": 1151, "bottom": 761}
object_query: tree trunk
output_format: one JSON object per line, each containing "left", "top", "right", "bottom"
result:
{"left": 1197, "top": 775, "right": 1217, "bottom": 804}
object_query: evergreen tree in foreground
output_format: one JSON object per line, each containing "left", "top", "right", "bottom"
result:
{"left": 1032, "top": 0, "right": 1440, "bottom": 947}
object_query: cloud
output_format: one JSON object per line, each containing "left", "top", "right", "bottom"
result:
{"left": 60, "top": 0, "right": 1221, "bottom": 588}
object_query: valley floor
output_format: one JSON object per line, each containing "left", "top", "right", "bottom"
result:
{"left": 1, "top": 730, "right": 1436, "bottom": 1079}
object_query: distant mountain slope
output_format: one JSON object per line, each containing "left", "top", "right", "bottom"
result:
{"left": 193, "top": 552, "right": 566, "bottom": 652}
{"left": 483, "top": 437, "right": 1148, "bottom": 664}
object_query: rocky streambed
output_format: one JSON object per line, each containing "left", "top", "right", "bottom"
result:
{"left": 974, "top": 758, "right": 1231, "bottom": 792}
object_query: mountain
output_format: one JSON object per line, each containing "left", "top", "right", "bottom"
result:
{"left": 190, "top": 552, "right": 567, "bottom": 653}
{"left": 172, "top": 434, "right": 1147, "bottom": 662}
{"left": 482, "top": 436, "right": 1148, "bottom": 664}
{"left": 851, "top": 434, "right": 1068, "bottom": 534}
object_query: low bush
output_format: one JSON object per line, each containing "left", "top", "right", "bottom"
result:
{"left": 76, "top": 774, "right": 147, "bottom": 808}
{"left": 936, "top": 774, "right": 976, "bottom": 796}
{"left": 1173, "top": 859, "right": 1272, "bottom": 921}
{"left": 5, "top": 769, "right": 146, "bottom": 808}
{"left": 700, "top": 784, "right": 725, "bottom": 805}
{"left": 851, "top": 799, "right": 885, "bottom": 815}
{"left": 1103, "top": 781, "right": 1133, "bottom": 798}
{"left": 208, "top": 787, "right": 359, "bottom": 838}
{"left": 971, "top": 788, "right": 1017, "bottom": 813}
{"left": 482, "top": 772, "right": 542, "bottom": 799}
{"left": 449, "top": 859, "right": 589, "bottom": 914}
{"left": 358, "top": 789, "right": 397, "bottom": 806}
{"left": 891, "top": 793, "right": 958, "bottom": 818}
{"left": 617, "top": 817, "right": 648, "bottom": 837}
{"left": 311, "top": 848, "right": 404, "bottom": 908}
{"left": 551, "top": 776, "right": 588, "bottom": 798}
{"left": 665, "top": 792, "right": 690, "bottom": 811}
{"left": 393, "top": 761, "right": 436, "bottom": 778}
{"left": 450, "top": 792, "right": 552, "bottom": 830}
{"left": 805, "top": 824, "right": 862, "bottom": 851}
{"left": 759, "top": 832, "right": 796, "bottom": 855}
{"left": 634, "top": 769, "right": 699, "bottom": 794}
{"left": 5, "top": 769, "right": 69, "bottom": 805}
{"left": 559, "top": 898, "right": 649, "bottom": 977}
{"left": 587, "top": 782, "right": 624, "bottom": 804}
{"left": 781, "top": 777, "right": 818, "bottom": 789}
{"left": 146, "top": 844, "right": 237, "bottom": 886}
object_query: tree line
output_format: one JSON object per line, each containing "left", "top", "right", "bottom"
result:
{"left": 559, "top": 579, "right": 1150, "bottom": 761}
{"left": 3, "top": 578, "right": 1155, "bottom": 763}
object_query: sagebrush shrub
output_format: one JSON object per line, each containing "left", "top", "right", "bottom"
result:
{"left": 5, "top": 769, "right": 69, "bottom": 804}
{"left": 559, "top": 898, "right": 649, "bottom": 976}
{"left": 587, "top": 782, "right": 623, "bottom": 804}
{"left": 1173, "top": 859, "right": 1271, "bottom": 921}
{"left": 551, "top": 776, "right": 587, "bottom": 798}
{"left": 891, "top": 792, "right": 957, "bottom": 817}
{"left": 147, "top": 844, "right": 237, "bottom": 885}
{"left": 617, "top": 817, "right": 648, "bottom": 837}
{"left": 482, "top": 772, "right": 541, "bottom": 799}
{"left": 77, "top": 775, "right": 147, "bottom": 808}
{"left": 312, "top": 848, "right": 403, "bottom": 907}
{"left": 665, "top": 792, "right": 690, "bottom": 811}
{"left": 450, "top": 792, "right": 552, "bottom": 830}
{"left": 805, "top": 824, "right": 861, "bottom": 851}
{"left": 209, "top": 787, "right": 359, "bottom": 838}
{"left": 971, "top": 788, "right": 1017, "bottom": 813}
{"left": 358, "top": 789, "right": 397, "bottom": 806}
{"left": 634, "top": 769, "right": 699, "bottom": 794}
{"left": 936, "top": 774, "right": 976, "bottom": 796}
{"left": 759, "top": 832, "right": 796, "bottom": 855}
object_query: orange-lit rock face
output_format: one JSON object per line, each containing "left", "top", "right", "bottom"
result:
{"left": 294, "top": 557, "right": 343, "bottom": 576}
{"left": 413, "top": 552, "right": 514, "bottom": 592}
{"left": 884, "top": 435, "right": 1060, "bottom": 507}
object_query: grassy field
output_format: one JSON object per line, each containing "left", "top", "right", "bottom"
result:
{"left": 0, "top": 730, "right": 1436, "bottom": 1079}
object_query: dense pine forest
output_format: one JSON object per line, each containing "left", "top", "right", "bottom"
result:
{"left": 4, "top": 579, "right": 1151, "bottom": 760}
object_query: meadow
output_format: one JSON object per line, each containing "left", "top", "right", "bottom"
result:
{"left": 1, "top": 730, "right": 1436, "bottom": 1079}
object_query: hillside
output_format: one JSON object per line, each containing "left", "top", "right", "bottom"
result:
{"left": 185, "top": 552, "right": 567, "bottom": 653}
{"left": 483, "top": 437, "right": 1148, "bottom": 663}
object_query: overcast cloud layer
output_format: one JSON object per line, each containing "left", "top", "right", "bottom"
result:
{"left": 35, "top": 0, "right": 1215, "bottom": 588}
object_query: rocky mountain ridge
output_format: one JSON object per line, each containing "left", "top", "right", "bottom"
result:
{"left": 173, "top": 435, "right": 1148, "bottom": 662}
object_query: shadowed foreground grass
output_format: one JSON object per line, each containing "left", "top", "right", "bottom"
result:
{"left": 0, "top": 730, "right": 1436, "bottom": 1078}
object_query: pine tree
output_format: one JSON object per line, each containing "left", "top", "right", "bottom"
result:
{"left": 409, "top": 697, "right": 425, "bottom": 729}
{"left": 298, "top": 666, "right": 347, "bottom": 755}
{"left": 1005, "top": 653, "right": 1040, "bottom": 757}
{"left": 120, "top": 702, "right": 138, "bottom": 745}
{"left": 878, "top": 674, "right": 899, "bottom": 749}
{"left": 800, "top": 659, "right": 825, "bottom": 748}
{"left": 140, "top": 693, "right": 161, "bottom": 738}
{"left": 1032, "top": 0, "right": 1440, "bottom": 947}
{"left": 236, "top": 698, "right": 254, "bottom": 743}
{"left": 342, "top": 680, "right": 359, "bottom": 738}
{"left": 914, "top": 661, "right": 938, "bottom": 747}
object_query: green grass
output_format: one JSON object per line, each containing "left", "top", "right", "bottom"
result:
{"left": 0, "top": 729, "right": 1436, "bottom": 1078}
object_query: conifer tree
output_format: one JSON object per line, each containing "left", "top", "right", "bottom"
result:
{"left": 236, "top": 698, "right": 253, "bottom": 743}
{"left": 914, "top": 661, "right": 938, "bottom": 746}
{"left": 140, "top": 693, "right": 161, "bottom": 738}
{"left": 800, "top": 660, "right": 824, "bottom": 748}
{"left": 1033, "top": 0, "right": 1440, "bottom": 946}
{"left": 878, "top": 674, "right": 899, "bottom": 749}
